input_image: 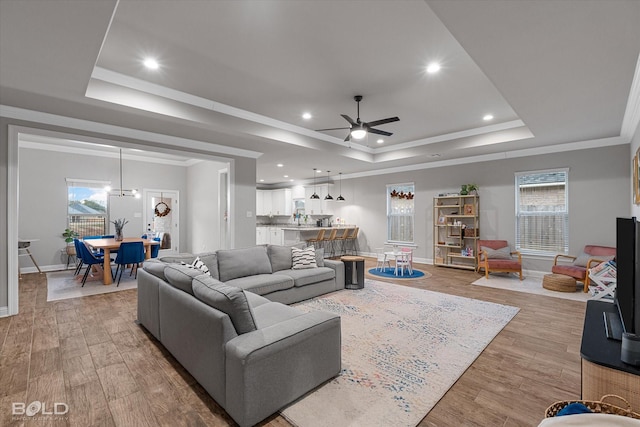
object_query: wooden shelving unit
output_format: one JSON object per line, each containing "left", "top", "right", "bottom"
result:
{"left": 433, "top": 194, "right": 479, "bottom": 270}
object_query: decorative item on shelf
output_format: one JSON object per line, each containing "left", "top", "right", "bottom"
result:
{"left": 154, "top": 193, "right": 171, "bottom": 217}
{"left": 310, "top": 168, "right": 320, "bottom": 200}
{"left": 111, "top": 218, "right": 128, "bottom": 241}
{"left": 324, "top": 171, "right": 333, "bottom": 200}
{"left": 460, "top": 184, "right": 478, "bottom": 196}
{"left": 463, "top": 204, "right": 475, "bottom": 215}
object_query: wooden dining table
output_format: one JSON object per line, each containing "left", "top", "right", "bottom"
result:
{"left": 83, "top": 237, "right": 160, "bottom": 285}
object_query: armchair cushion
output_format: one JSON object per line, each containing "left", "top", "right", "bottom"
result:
{"left": 573, "top": 252, "right": 615, "bottom": 267}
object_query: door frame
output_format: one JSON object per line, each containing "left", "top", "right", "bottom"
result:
{"left": 142, "top": 189, "right": 180, "bottom": 254}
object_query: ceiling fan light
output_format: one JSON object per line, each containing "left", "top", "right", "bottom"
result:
{"left": 351, "top": 128, "right": 367, "bottom": 140}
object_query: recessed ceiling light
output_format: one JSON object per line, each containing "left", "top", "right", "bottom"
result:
{"left": 483, "top": 114, "right": 494, "bottom": 121}
{"left": 289, "top": 179, "right": 294, "bottom": 182}
{"left": 259, "top": 179, "right": 264, "bottom": 182}
{"left": 277, "top": 163, "right": 284, "bottom": 167}
{"left": 426, "top": 62, "right": 441, "bottom": 74}
{"left": 143, "top": 58, "right": 159, "bottom": 70}
{"left": 376, "top": 139, "right": 384, "bottom": 144}
{"left": 284, "top": 175, "right": 289, "bottom": 178}
{"left": 317, "top": 169, "right": 322, "bottom": 173}
{"left": 302, "top": 112, "right": 312, "bottom": 120}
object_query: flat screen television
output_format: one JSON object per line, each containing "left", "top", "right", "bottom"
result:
{"left": 615, "top": 217, "right": 640, "bottom": 334}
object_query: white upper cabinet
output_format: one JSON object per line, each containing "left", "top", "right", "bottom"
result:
{"left": 256, "top": 189, "right": 292, "bottom": 216}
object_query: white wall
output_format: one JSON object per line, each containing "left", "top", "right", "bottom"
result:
{"left": 332, "top": 144, "right": 630, "bottom": 273}
{"left": 186, "top": 159, "right": 229, "bottom": 253}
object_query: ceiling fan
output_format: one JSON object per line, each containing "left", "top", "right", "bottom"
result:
{"left": 316, "top": 95, "right": 400, "bottom": 142}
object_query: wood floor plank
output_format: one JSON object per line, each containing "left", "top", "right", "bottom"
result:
{"left": 15, "top": 259, "right": 588, "bottom": 427}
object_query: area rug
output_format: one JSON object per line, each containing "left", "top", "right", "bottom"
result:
{"left": 368, "top": 267, "right": 427, "bottom": 279}
{"left": 46, "top": 269, "right": 137, "bottom": 301}
{"left": 472, "top": 275, "right": 592, "bottom": 302}
{"left": 281, "top": 279, "right": 519, "bottom": 427}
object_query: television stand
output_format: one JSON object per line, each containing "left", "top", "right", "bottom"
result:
{"left": 603, "top": 311, "right": 623, "bottom": 341}
{"left": 581, "top": 300, "right": 640, "bottom": 412}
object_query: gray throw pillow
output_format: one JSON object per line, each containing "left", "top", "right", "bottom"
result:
{"left": 164, "top": 264, "right": 205, "bottom": 295}
{"left": 191, "top": 275, "right": 257, "bottom": 335}
{"left": 314, "top": 247, "right": 325, "bottom": 267}
{"left": 217, "top": 246, "right": 272, "bottom": 282}
{"left": 268, "top": 245, "right": 293, "bottom": 272}
{"left": 292, "top": 246, "right": 317, "bottom": 269}
{"left": 480, "top": 246, "right": 512, "bottom": 260}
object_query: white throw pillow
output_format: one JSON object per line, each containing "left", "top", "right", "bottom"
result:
{"left": 181, "top": 256, "right": 211, "bottom": 275}
{"left": 292, "top": 246, "right": 318, "bottom": 269}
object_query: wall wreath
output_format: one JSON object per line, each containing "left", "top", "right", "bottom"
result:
{"left": 154, "top": 201, "right": 171, "bottom": 217}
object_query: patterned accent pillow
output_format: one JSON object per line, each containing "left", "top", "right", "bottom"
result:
{"left": 480, "top": 246, "right": 512, "bottom": 260}
{"left": 181, "top": 256, "right": 211, "bottom": 275}
{"left": 292, "top": 246, "right": 318, "bottom": 269}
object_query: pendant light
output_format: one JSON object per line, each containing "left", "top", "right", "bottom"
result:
{"left": 106, "top": 149, "right": 140, "bottom": 198}
{"left": 310, "top": 168, "right": 320, "bottom": 199}
{"left": 324, "top": 171, "right": 333, "bottom": 200}
{"left": 337, "top": 172, "right": 345, "bottom": 202}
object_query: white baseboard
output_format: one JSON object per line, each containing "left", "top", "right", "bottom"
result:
{"left": 0, "top": 306, "right": 9, "bottom": 318}
{"left": 19, "top": 263, "right": 73, "bottom": 275}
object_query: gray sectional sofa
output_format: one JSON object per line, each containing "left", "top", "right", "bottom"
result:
{"left": 137, "top": 244, "right": 345, "bottom": 426}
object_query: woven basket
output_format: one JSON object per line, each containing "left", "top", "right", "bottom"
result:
{"left": 545, "top": 394, "right": 640, "bottom": 419}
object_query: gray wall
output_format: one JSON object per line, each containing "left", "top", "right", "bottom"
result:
{"left": 232, "top": 156, "right": 258, "bottom": 248}
{"left": 632, "top": 121, "right": 640, "bottom": 218}
{"left": 18, "top": 147, "right": 189, "bottom": 269}
{"left": 332, "top": 144, "right": 630, "bottom": 273}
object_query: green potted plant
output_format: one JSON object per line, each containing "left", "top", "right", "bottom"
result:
{"left": 467, "top": 184, "right": 478, "bottom": 195}
{"left": 62, "top": 228, "right": 78, "bottom": 255}
{"left": 460, "top": 184, "right": 468, "bottom": 195}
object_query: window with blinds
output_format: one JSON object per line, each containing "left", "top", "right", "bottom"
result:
{"left": 66, "top": 178, "right": 110, "bottom": 237}
{"left": 515, "top": 169, "right": 569, "bottom": 255}
{"left": 387, "top": 183, "right": 414, "bottom": 243}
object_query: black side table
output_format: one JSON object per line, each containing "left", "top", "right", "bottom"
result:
{"left": 341, "top": 256, "right": 365, "bottom": 289}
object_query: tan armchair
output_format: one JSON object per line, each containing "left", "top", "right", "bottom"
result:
{"left": 552, "top": 245, "right": 616, "bottom": 292}
{"left": 477, "top": 239, "right": 523, "bottom": 280}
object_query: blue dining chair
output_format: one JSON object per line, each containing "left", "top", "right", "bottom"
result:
{"left": 113, "top": 241, "right": 145, "bottom": 285}
{"left": 76, "top": 241, "right": 106, "bottom": 287}
{"left": 101, "top": 235, "right": 115, "bottom": 239}
{"left": 150, "top": 237, "right": 161, "bottom": 258}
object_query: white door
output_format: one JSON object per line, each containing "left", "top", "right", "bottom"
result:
{"left": 143, "top": 189, "right": 180, "bottom": 255}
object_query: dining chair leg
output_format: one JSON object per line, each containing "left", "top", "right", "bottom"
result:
{"left": 81, "top": 266, "right": 91, "bottom": 287}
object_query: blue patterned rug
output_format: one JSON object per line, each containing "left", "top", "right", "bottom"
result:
{"left": 368, "top": 267, "right": 426, "bottom": 279}
{"left": 283, "top": 280, "right": 519, "bottom": 427}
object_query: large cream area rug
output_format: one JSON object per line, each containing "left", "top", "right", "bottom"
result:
{"left": 46, "top": 269, "right": 137, "bottom": 301}
{"left": 282, "top": 279, "right": 519, "bottom": 427}
{"left": 472, "top": 274, "right": 592, "bottom": 302}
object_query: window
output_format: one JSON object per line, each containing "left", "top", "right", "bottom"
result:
{"left": 66, "top": 178, "right": 109, "bottom": 237}
{"left": 387, "top": 183, "right": 414, "bottom": 243}
{"left": 515, "top": 169, "right": 568, "bottom": 255}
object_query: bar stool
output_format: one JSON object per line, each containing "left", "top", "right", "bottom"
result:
{"left": 344, "top": 227, "right": 359, "bottom": 255}
{"left": 322, "top": 228, "right": 338, "bottom": 258}
{"left": 333, "top": 228, "right": 352, "bottom": 257}
{"left": 306, "top": 229, "right": 325, "bottom": 250}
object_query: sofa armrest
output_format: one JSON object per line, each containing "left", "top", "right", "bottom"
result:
{"left": 323, "top": 258, "right": 345, "bottom": 290}
{"left": 225, "top": 311, "right": 341, "bottom": 427}
{"left": 554, "top": 254, "right": 576, "bottom": 266}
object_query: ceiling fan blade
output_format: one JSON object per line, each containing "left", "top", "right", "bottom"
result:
{"left": 368, "top": 128, "right": 393, "bottom": 136}
{"left": 365, "top": 116, "right": 400, "bottom": 128}
{"left": 315, "top": 127, "right": 350, "bottom": 132}
{"left": 344, "top": 133, "right": 351, "bottom": 142}
{"left": 340, "top": 114, "right": 357, "bottom": 126}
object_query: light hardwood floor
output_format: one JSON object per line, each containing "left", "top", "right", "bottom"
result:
{"left": 1, "top": 260, "right": 585, "bottom": 426}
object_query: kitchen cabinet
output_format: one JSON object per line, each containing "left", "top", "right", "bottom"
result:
{"left": 304, "top": 185, "right": 334, "bottom": 215}
{"left": 256, "top": 227, "right": 269, "bottom": 245}
{"left": 256, "top": 189, "right": 291, "bottom": 216}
